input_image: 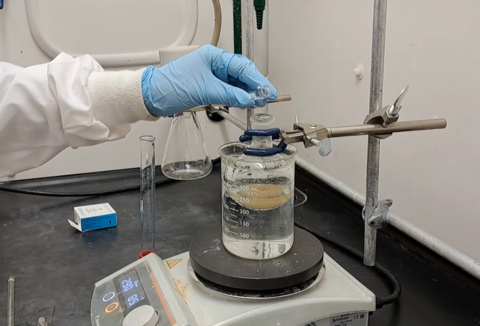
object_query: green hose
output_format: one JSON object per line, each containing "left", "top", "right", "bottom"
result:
{"left": 233, "top": 0, "right": 242, "bottom": 54}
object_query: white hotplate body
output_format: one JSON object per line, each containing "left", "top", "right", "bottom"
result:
{"left": 91, "top": 252, "right": 376, "bottom": 326}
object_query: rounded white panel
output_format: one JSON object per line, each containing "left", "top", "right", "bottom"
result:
{"left": 123, "top": 305, "right": 159, "bottom": 326}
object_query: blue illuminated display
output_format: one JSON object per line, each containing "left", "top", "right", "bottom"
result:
{"left": 113, "top": 269, "right": 149, "bottom": 315}
{"left": 120, "top": 276, "right": 140, "bottom": 293}
{"left": 119, "top": 275, "right": 144, "bottom": 307}
{"left": 127, "top": 294, "right": 140, "bottom": 307}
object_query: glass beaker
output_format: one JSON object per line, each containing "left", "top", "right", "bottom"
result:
{"left": 219, "top": 114, "right": 297, "bottom": 260}
{"left": 161, "top": 111, "right": 213, "bottom": 180}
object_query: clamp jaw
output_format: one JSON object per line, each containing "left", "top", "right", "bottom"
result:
{"left": 280, "top": 122, "right": 328, "bottom": 149}
{"left": 363, "top": 199, "right": 393, "bottom": 229}
{"left": 363, "top": 86, "right": 409, "bottom": 139}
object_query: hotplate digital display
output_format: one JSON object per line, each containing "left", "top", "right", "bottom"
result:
{"left": 113, "top": 268, "right": 150, "bottom": 316}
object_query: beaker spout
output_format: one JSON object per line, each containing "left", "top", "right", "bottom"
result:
{"left": 140, "top": 135, "right": 156, "bottom": 256}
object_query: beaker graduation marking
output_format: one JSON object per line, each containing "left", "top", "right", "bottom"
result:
{"left": 140, "top": 135, "right": 156, "bottom": 256}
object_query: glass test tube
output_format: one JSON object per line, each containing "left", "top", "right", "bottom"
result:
{"left": 250, "top": 113, "right": 275, "bottom": 148}
{"left": 250, "top": 85, "right": 273, "bottom": 101}
{"left": 249, "top": 85, "right": 273, "bottom": 108}
{"left": 139, "top": 135, "right": 156, "bottom": 258}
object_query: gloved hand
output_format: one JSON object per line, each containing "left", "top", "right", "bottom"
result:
{"left": 141, "top": 45, "right": 278, "bottom": 117}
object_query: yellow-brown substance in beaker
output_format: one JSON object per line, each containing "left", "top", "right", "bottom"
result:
{"left": 231, "top": 184, "right": 293, "bottom": 211}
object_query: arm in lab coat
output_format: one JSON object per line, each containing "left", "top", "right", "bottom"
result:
{"left": 0, "top": 46, "right": 277, "bottom": 178}
{"left": 0, "top": 53, "right": 157, "bottom": 178}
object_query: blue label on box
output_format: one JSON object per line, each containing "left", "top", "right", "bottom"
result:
{"left": 80, "top": 214, "right": 117, "bottom": 231}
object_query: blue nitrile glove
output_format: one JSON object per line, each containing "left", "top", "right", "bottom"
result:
{"left": 141, "top": 45, "right": 278, "bottom": 117}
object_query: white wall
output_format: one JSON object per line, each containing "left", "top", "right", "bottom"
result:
{"left": 268, "top": 0, "right": 480, "bottom": 262}
{"left": 0, "top": 0, "right": 267, "bottom": 180}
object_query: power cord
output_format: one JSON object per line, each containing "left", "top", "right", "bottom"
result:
{"left": 0, "top": 177, "right": 176, "bottom": 197}
{"left": 0, "top": 158, "right": 221, "bottom": 197}
{"left": 295, "top": 222, "right": 402, "bottom": 309}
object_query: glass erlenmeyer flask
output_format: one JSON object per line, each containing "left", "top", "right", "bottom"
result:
{"left": 161, "top": 111, "right": 213, "bottom": 180}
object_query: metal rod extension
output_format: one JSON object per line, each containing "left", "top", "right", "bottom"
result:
{"left": 364, "top": 0, "right": 388, "bottom": 267}
{"left": 328, "top": 119, "right": 447, "bottom": 138}
{"left": 268, "top": 95, "right": 292, "bottom": 103}
{"left": 189, "top": 95, "right": 292, "bottom": 113}
{"left": 215, "top": 109, "right": 248, "bottom": 130}
{"left": 7, "top": 276, "right": 14, "bottom": 326}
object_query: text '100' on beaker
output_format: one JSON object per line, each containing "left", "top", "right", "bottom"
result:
{"left": 218, "top": 142, "right": 297, "bottom": 260}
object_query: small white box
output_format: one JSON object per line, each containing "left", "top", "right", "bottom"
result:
{"left": 68, "top": 203, "right": 117, "bottom": 232}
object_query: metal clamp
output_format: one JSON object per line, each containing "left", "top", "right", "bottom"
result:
{"left": 279, "top": 116, "right": 447, "bottom": 151}
{"left": 206, "top": 105, "right": 229, "bottom": 122}
{"left": 239, "top": 128, "right": 281, "bottom": 142}
{"left": 239, "top": 128, "right": 287, "bottom": 156}
{"left": 201, "top": 95, "right": 292, "bottom": 122}
{"left": 364, "top": 86, "right": 410, "bottom": 139}
{"left": 363, "top": 199, "right": 393, "bottom": 229}
{"left": 278, "top": 86, "right": 446, "bottom": 151}
{"left": 280, "top": 123, "right": 328, "bottom": 148}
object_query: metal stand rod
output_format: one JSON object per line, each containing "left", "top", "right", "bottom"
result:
{"left": 7, "top": 276, "right": 14, "bottom": 326}
{"left": 364, "top": 0, "right": 388, "bottom": 266}
{"left": 245, "top": 0, "right": 255, "bottom": 129}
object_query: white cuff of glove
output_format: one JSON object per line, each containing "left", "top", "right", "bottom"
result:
{"left": 86, "top": 68, "right": 159, "bottom": 131}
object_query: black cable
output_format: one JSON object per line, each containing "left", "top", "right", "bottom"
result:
{"left": 295, "top": 222, "right": 402, "bottom": 309}
{"left": 0, "top": 177, "right": 176, "bottom": 197}
{"left": 0, "top": 158, "right": 221, "bottom": 197}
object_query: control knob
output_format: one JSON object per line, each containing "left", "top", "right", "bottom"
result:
{"left": 123, "top": 305, "right": 160, "bottom": 326}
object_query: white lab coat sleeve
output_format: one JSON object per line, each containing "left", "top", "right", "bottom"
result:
{"left": 0, "top": 53, "right": 158, "bottom": 178}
